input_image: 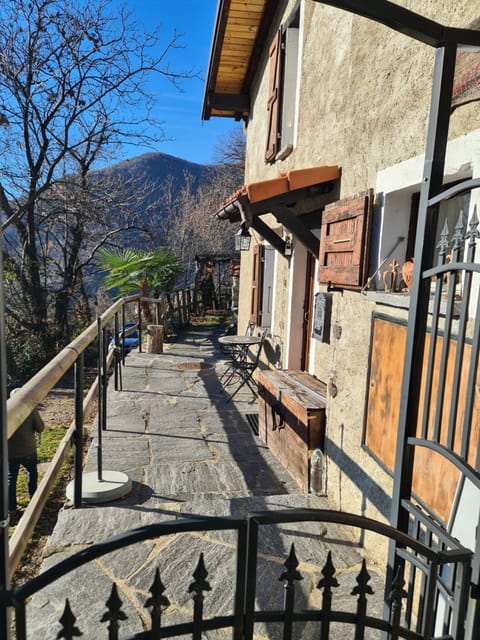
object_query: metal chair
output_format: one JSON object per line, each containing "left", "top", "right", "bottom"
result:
{"left": 225, "top": 329, "right": 266, "bottom": 402}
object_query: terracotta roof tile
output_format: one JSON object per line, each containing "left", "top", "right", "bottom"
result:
{"left": 216, "top": 165, "right": 340, "bottom": 219}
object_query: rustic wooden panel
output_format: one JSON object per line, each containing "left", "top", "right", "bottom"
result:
{"left": 258, "top": 370, "right": 327, "bottom": 425}
{"left": 259, "top": 395, "right": 314, "bottom": 492}
{"left": 258, "top": 370, "right": 326, "bottom": 492}
{"left": 318, "top": 190, "right": 373, "bottom": 288}
{"left": 250, "top": 245, "right": 261, "bottom": 324}
{"left": 365, "top": 316, "right": 480, "bottom": 522}
{"left": 265, "top": 28, "right": 281, "bottom": 162}
{"left": 365, "top": 317, "right": 406, "bottom": 470}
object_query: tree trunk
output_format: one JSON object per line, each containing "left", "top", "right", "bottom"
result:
{"left": 146, "top": 325, "right": 164, "bottom": 354}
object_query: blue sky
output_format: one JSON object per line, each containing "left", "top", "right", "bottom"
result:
{"left": 117, "top": 0, "right": 239, "bottom": 166}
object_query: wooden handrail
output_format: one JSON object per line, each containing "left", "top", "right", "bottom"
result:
{"left": 8, "top": 372, "right": 101, "bottom": 577}
{"left": 7, "top": 289, "right": 192, "bottom": 577}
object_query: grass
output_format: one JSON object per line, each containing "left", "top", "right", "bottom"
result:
{"left": 190, "top": 311, "right": 232, "bottom": 327}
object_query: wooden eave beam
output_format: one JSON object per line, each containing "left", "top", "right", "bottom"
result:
{"left": 250, "top": 216, "right": 286, "bottom": 254}
{"left": 206, "top": 92, "right": 250, "bottom": 117}
{"left": 203, "top": 0, "right": 231, "bottom": 120}
{"left": 203, "top": 0, "right": 279, "bottom": 120}
{"left": 270, "top": 204, "right": 320, "bottom": 258}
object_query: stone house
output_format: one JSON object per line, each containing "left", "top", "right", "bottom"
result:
{"left": 202, "top": 0, "right": 480, "bottom": 613}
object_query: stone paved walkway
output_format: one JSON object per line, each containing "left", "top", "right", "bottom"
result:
{"left": 24, "top": 325, "right": 386, "bottom": 639}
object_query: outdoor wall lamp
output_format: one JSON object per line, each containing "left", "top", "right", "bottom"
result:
{"left": 235, "top": 223, "right": 252, "bottom": 251}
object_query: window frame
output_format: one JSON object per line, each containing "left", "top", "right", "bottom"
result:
{"left": 250, "top": 244, "right": 275, "bottom": 328}
{"left": 265, "top": 7, "right": 300, "bottom": 163}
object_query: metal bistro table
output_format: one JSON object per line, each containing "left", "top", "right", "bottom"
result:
{"left": 218, "top": 334, "right": 263, "bottom": 401}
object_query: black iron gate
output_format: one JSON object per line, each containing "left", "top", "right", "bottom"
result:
{"left": 1, "top": 509, "right": 471, "bottom": 639}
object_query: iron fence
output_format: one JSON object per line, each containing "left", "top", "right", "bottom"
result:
{"left": 2, "top": 509, "right": 472, "bottom": 640}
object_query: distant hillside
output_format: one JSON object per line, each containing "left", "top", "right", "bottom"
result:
{"left": 98, "top": 151, "right": 214, "bottom": 189}
{"left": 89, "top": 151, "right": 219, "bottom": 251}
{"left": 95, "top": 152, "right": 217, "bottom": 239}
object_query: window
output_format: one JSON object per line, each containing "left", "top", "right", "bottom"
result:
{"left": 408, "top": 189, "right": 471, "bottom": 264}
{"left": 372, "top": 132, "right": 477, "bottom": 294}
{"left": 265, "top": 9, "right": 300, "bottom": 163}
{"left": 250, "top": 244, "right": 275, "bottom": 327}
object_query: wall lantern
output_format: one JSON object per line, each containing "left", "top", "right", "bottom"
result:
{"left": 235, "top": 223, "right": 252, "bottom": 251}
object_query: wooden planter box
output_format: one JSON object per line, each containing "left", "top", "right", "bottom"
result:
{"left": 257, "top": 370, "right": 327, "bottom": 492}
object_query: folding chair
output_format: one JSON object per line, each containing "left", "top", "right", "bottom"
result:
{"left": 224, "top": 329, "right": 266, "bottom": 402}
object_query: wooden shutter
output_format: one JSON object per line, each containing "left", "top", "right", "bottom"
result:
{"left": 318, "top": 190, "right": 373, "bottom": 288}
{"left": 250, "top": 245, "right": 262, "bottom": 324}
{"left": 265, "top": 29, "right": 282, "bottom": 162}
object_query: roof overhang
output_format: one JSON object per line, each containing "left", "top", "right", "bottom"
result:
{"left": 202, "top": 1, "right": 480, "bottom": 123}
{"left": 215, "top": 166, "right": 341, "bottom": 256}
{"left": 202, "top": 0, "right": 278, "bottom": 121}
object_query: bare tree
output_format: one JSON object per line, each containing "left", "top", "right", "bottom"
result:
{"left": 213, "top": 127, "right": 246, "bottom": 172}
{"left": 0, "top": 0, "right": 198, "bottom": 360}
{"left": 4, "top": 170, "right": 161, "bottom": 339}
{"left": 160, "top": 127, "right": 245, "bottom": 267}
{"left": 163, "top": 165, "right": 240, "bottom": 286}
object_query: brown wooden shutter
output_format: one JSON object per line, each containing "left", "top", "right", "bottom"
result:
{"left": 318, "top": 190, "right": 373, "bottom": 288}
{"left": 265, "top": 29, "right": 282, "bottom": 162}
{"left": 250, "top": 245, "right": 262, "bottom": 324}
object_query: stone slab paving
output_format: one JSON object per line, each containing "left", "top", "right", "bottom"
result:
{"left": 22, "top": 326, "right": 386, "bottom": 639}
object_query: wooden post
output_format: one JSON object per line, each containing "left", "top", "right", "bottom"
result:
{"left": 146, "top": 325, "right": 164, "bottom": 354}
{"left": 181, "top": 290, "right": 187, "bottom": 325}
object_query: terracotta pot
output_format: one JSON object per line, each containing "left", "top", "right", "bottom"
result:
{"left": 402, "top": 260, "right": 414, "bottom": 291}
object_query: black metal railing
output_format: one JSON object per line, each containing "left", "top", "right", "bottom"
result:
{"left": 389, "top": 193, "right": 480, "bottom": 637}
{"left": 2, "top": 509, "right": 472, "bottom": 639}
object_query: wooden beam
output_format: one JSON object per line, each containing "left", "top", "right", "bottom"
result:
{"left": 272, "top": 204, "right": 320, "bottom": 257}
{"left": 251, "top": 216, "right": 286, "bottom": 254}
{"left": 206, "top": 91, "right": 250, "bottom": 114}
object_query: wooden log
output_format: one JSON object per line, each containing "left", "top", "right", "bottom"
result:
{"left": 146, "top": 324, "right": 164, "bottom": 353}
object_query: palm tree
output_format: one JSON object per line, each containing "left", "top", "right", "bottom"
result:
{"left": 96, "top": 247, "right": 183, "bottom": 323}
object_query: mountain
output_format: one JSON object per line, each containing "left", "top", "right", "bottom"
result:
{"left": 91, "top": 152, "right": 218, "bottom": 247}
{"left": 98, "top": 151, "right": 214, "bottom": 187}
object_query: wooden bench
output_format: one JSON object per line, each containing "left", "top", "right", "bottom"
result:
{"left": 257, "top": 370, "right": 326, "bottom": 492}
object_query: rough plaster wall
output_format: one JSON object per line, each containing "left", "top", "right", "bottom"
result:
{"left": 316, "top": 293, "right": 410, "bottom": 549}
{"left": 240, "top": 0, "right": 480, "bottom": 561}
{"left": 245, "top": 0, "right": 480, "bottom": 188}
{"left": 237, "top": 250, "right": 253, "bottom": 336}
{"left": 272, "top": 244, "right": 290, "bottom": 366}
{"left": 295, "top": 2, "right": 480, "bottom": 194}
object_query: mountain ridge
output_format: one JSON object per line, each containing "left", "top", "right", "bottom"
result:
{"left": 96, "top": 150, "right": 214, "bottom": 186}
